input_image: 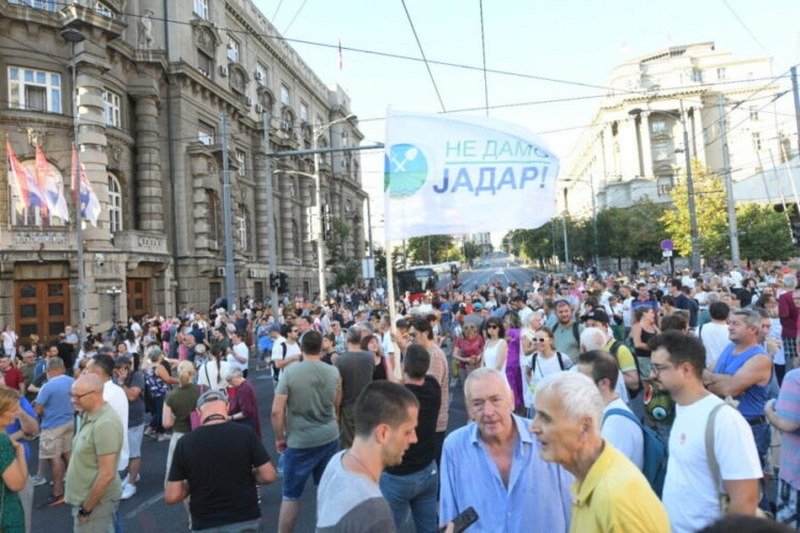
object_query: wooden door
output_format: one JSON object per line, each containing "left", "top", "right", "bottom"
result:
{"left": 126, "top": 278, "right": 149, "bottom": 320}
{"left": 14, "top": 280, "right": 70, "bottom": 343}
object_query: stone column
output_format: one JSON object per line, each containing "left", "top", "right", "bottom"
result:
{"left": 300, "top": 181, "right": 313, "bottom": 264}
{"left": 253, "top": 152, "right": 270, "bottom": 262}
{"left": 133, "top": 93, "right": 163, "bottom": 232}
{"left": 641, "top": 112, "right": 654, "bottom": 179}
{"left": 280, "top": 175, "right": 294, "bottom": 262}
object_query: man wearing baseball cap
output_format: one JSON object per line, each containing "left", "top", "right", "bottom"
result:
{"left": 165, "top": 390, "right": 277, "bottom": 530}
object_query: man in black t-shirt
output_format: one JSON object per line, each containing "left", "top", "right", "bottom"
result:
{"left": 379, "top": 344, "right": 441, "bottom": 533}
{"left": 165, "top": 390, "right": 277, "bottom": 530}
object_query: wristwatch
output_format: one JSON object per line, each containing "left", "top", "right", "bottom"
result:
{"left": 78, "top": 505, "right": 92, "bottom": 517}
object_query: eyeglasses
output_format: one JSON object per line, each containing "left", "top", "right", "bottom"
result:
{"left": 650, "top": 363, "right": 675, "bottom": 375}
{"left": 71, "top": 390, "right": 96, "bottom": 400}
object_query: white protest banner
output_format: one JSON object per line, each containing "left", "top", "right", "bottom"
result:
{"left": 383, "top": 110, "right": 559, "bottom": 240}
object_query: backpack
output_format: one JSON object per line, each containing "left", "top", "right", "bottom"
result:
{"left": 532, "top": 351, "right": 566, "bottom": 372}
{"left": 603, "top": 408, "right": 668, "bottom": 497}
{"left": 609, "top": 340, "right": 642, "bottom": 398}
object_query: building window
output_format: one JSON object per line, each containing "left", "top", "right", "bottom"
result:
{"left": 236, "top": 150, "right": 247, "bottom": 177}
{"left": 657, "top": 176, "right": 674, "bottom": 197}
{"left": 749, "top": 106, "right": 759, "bottom": 121}
{"left": 9, "top": 0, "right": 56, "bottom": 11}
{"left": 193, "top": 0, "right": 209, "bottom": 19}
{"left": 691, "top": 68, "right": 703, "bottom": 83}
{"left": 299, "top": 102, "right": 309, "bottom": 123}
{"left": 650, "top": 120, "right": 667, "bottom": 135}
{"left": 198, "top": 50, "right": 212, "bottom": 77}
{"left": 94, "top": 2, "right": 113, "bottom": 17}
{"left": 752, "top": 132, "right": 762, "bottom": 150}
{"left": 9, "top": 158, "right": 67, "bottom": 227}
{"left": 102, "top": 90, "right": 121, "bottom": 127}
{"left": 198, "top": 122, "right": 215, "bottom": 145}
{"left": 280, "top": 83, "right": 290, "bottom": 106}
{"left": 255, "top": 63, "right": 267, "bottom": 85}
{"left": 8, "top": 67, "right": 61, "bottom": 113}
{"left": 342, "top": 129, "right": 350, "bottom": 147}
{"left": 716, "top": 67, "right": 726, "bottom": 80}
{"left": 237, "top": 207, "right": 249, "bottom": 251}
{"left": 108, "top": 174, "right": 122, "bottom": 234}
{"left": 227, "top": 36, "right": 239, "bottom": 63}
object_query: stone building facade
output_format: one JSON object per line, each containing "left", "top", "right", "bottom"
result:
{"left": 0, "top": 0, "right": 367, "bottom": 339}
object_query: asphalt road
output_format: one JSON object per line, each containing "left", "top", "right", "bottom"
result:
{"left": 457, "top": 255, "right": 539, "bottom": 290}
{"left": 32, "top": 366, "right": 468, "bottom": 533}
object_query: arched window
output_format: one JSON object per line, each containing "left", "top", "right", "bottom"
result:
{"left": 107, "top": 174, "right": 122, "bottom": 234}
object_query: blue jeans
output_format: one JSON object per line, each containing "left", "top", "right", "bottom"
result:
{"left": 750, "top": 421, "right": 770, "bottom": 467}
{"left": 379, "top": 461, "right": 438, "bottom": 533}
{"left": 282, "top": 439, "right": 339, "bottom": 500}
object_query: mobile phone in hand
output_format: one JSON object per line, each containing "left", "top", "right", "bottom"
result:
{"left": 440, "top": 506, "right": 479, "bottom": 533}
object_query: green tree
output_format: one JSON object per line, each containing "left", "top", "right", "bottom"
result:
{"left": 737, "top": 203, "right": 795, "bottom": 261}
{"left": 463, "top": 241, "right": 483, "bottom": 266}
{"left": 661, "top": 161, "right": 729, "bottom": 259}
{"left": 406, "top": 235, "right": 457, "bottom": 264}
{"left": 325, "top": 217, "right": 360, "bottom": 288}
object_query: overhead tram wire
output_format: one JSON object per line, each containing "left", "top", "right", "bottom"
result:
{"left": 271, "top": 0, "right": 286, "bottom": 21}
{"left": 721, "top": 0, "right": 771, "bottom": 56}
{"left": 282, "top": 0, "right": 309, "bottom": 37}
{"left": 479, "top": 0, "right": 489, "bottom": 116}
{"left": 399, "top": 0, "right": 446, "bottom": 112}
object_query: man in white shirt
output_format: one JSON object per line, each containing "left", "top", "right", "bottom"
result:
{"left": 649, "top": 331, "right": 761, "bottom": 533}
{"left": 88, "top": 352, "right": 129, "bottom": 473}
{"left": 576, "top": 350, "right": 643, "bottom": 470}
{"left": 227, "top": 331, "right": 250, "bottom": 378}
{"left": 698, "top": 301, "right": 731, "bottom": 367}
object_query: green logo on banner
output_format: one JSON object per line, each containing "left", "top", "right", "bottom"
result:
{"left": 384, "top": 144, "right": 428, "bottom": 197}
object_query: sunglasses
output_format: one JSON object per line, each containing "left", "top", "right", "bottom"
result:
{"left": 487, "top": 325, "right": 499, "bottom": 329}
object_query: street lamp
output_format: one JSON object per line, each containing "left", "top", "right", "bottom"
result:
{"left": 105, "top": 286, "right": 122, "bottom": 327}
{"left": 629, "top": 105, "right": 701, "bottom": 273}
{"left": 61, "top": 26, "right": 86, "bottom": 345}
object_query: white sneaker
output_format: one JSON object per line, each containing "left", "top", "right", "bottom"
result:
{"left": 121, "top": 483, "right": 137, "bottom": 500}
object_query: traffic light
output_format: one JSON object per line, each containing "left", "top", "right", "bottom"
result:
{"left": 450, "top": 264, "right": 459, "bottom": 278}
{"left": 269, "top": 273, "right": 279, "bottom": 290}
{"left": 278, "top": 272, "right": 289, "bottom": 293}
{"left": 789, "top": 206, "right": 800, "bottom": 246}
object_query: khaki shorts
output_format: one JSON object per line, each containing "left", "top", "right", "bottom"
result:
{"left": 39, "top": 422, "right": 74, "bottom": 459}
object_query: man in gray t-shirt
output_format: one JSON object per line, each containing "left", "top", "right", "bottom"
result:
{"left": 316, "top": 381, "right": 419, "bottom": 533}
{"left": 334, "top": 327, "right": 374, "bottom": 448}
{"left": 272, "top": 332, "right": 341, "bottom": 533}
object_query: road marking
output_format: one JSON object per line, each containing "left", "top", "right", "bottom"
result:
{"left": 123, "top": 491, "right": 165, "bottom": 520}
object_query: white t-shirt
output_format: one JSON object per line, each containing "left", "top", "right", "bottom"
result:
{"left": 621, "top": 297, "right": 634, "bottom": 328}
{"left": 521, "top": 351, "right": 573, "bottom": 408}
{"left": 226, "top": 341, "right": 249, "bottom": 372}
{"left": 103, "top": 381, "right": 129, "bottom": 471}
{"left": 663, "top": 394, "right": 762, "bottom": 533}
{"left": 699, "top": 322, "right": 730, "bottom": 367}
{"left": 1, "top": 331, "right": 17, "bottom": 354}
{"left": 601, "top": 398, "right": 644, "bottom": 471}
{"left": 198, "top": 360, "right": 231, "bottom": 391}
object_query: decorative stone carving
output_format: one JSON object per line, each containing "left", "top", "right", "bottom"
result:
{"left": 229, "top": 63, "right": 248, "bottom": 94}
{"left": 257, "top": 87, "right": 274, "bottom": 111}
{"left": 192, "top": 20, "right": 220, "bottom": 56}
{"left": 107, "top": 143, "right": 123, "bottom": 167}
{"left": 138, "top": 10, "right": 154, "bottom": 49}
{"left": 26, "top": 128, "right": 47, "bottom": 149}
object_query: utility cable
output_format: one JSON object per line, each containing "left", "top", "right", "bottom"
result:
{"left": 399, "top": 0, "right": 446, "bottom": 112}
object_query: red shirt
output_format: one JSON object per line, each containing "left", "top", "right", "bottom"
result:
{"left": 3, "top": 368, "right": 24, "bottom": 391}
{"left": 778, "top": 291, "right": 798, "bottom": 338}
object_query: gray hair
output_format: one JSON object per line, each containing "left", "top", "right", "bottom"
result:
{"left": 535, "top": 372, "right": 604, "bottom": 429}
{"left": 346, "top": 326, "right": 363, "bottom": 345}
{"left": 784, "top": 274, "right": 797, "bottom": 289}
{"left": 464, "top": 367, "right": 512, "bottom": 403}
{"left": 580, "top": 327, "right": 607, "bottom": 351}
{"left": 223, "top": 368, "right": 244, "bottom": 382}
{"left": 733, "top": 308, "right": 763, "bottom": 329}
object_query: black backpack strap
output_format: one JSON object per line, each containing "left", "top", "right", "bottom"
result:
{"left": 572, "top": 322, "right": 580, "bottom": 344}
{"left": 556, "top": 351, "right": 565, "bottom": 371}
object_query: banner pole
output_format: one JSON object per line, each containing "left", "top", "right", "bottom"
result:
{"left": 385, "top": 237, "right": 400, "bottom": 380}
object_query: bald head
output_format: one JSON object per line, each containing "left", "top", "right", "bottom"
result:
{"left": 72, "top": 374, "right": 105, "bottom": 413}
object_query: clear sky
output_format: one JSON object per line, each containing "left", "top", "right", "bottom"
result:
{"left": 254, "top": 0, "right": 800, "bottom": 246}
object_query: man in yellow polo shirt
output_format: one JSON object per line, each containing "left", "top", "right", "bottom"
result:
{"left": 531, "top": 372, "right": 669, "bottom": 532}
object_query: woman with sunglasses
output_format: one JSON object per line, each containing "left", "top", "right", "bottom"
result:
{"left": 522, "top": 327, "right": 572, "bottom": 416}
{"left": 452, "top": 323, "right": 484, "bottom": 383}
{"left": 481, "top": 318, "right": 508, "bottom": 380}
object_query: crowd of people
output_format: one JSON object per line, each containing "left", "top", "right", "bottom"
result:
{"left": 0, "top": 262, "right": 799, "bottom": 531}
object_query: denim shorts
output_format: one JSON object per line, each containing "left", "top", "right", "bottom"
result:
{"left": 282, "top": 439, "right": 339, "bottom": 500}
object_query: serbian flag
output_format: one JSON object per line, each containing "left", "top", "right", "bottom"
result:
{"left": 35, "top": 145, "right": 70, "bottom": 221}
{"left": 71, "top": 148, "right": 101, "bottom": 227}
{"left": 6, "top": 140, "right": 47, "bottom": 213}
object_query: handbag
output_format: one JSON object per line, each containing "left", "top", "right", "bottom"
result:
{"left": 705, "top": 403, "right": 768, "bottom": 518}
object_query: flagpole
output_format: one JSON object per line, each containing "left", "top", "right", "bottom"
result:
{"left": 66, "top": 34, "right": 86, "bottom": 346}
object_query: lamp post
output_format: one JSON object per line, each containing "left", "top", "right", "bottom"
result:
{"left": 629, "top": 106, "right": 700, "bottom": 272}
{"left": 61, "top": 26, "right": 86, "bottom": 345}
{"left": 105, "top": 286, "right": 122, "bottom": 327}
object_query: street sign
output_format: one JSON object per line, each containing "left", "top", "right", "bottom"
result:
{"left": 660, "top": 239, "right": 674, "bottom": 251}
{"left": 662, "top": 250, "right": 673, "bottom": 258}
{"left": 362, "top": 258, "right": 375, "bottom": 279}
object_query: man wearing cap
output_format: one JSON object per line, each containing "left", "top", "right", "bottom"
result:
{"left": 582, "top": 309, "right": 641, "bottom": 397}
{"left": 165, "top": 389, "right": 277, "bottom": 531}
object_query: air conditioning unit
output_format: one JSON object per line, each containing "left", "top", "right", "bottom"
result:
{"left": 248, "top": 268, "right": 258, "bottom": 278}
{"left": 244, "top": 96, "right": 252, "bottom": 106}
{"left": 254, "top": 104, "right": 263, "bottom": 113}
{"left": 216, "top": 267, "right": 226, "bottom": 276}
{"left": 218, "top": 65, "right": 228, "bottom": 77}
